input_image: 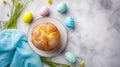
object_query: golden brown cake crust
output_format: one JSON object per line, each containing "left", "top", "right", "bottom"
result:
{"left": 32, "top": 22, "right": 60, "bottom": 51}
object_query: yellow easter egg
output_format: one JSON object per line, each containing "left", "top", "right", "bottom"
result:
{"left": 79, "top": 61, "right": 85, "bottom": 67}
{"left": 22, "top": 12, "right": 33, "bottom": 23}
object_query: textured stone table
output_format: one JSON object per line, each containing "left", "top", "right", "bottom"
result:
{"left": 0, "top": 0, "right": 120, "bottom": 67}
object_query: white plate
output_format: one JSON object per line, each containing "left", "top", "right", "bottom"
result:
{"left": 27, "top": 17, "right": 67, "bottom": 57}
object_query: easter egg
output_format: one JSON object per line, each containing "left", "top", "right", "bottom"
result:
{"left": 64, "top": 52, "right": 76, "bottom": 63}
{"left": 39, "top": 6, "right": 49, "bottom": 17}
{"left": 65, "top": 16, "right": 75, "bottom": 28}
{"left": 22, "top": 12, "right": 33, "bottom": 23}
{"left": 57, "top": 2, "right": 67, "bottom": 13}
{"left": 79, "top": 61, "right": 85, "bottom": 67}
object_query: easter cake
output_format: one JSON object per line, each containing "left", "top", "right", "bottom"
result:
{"left": 31, "top": 22, "right": 60, "bottom": 51}
{"left": 28, "top": 17, "right": 67, "bottom": 57}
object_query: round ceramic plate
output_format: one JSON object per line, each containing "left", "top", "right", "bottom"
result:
{"left": 28, "top": 17, "right": 67, "bottom": 57}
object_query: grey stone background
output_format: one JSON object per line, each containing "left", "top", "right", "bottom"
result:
{"left": 0, "top": 0, "right": 120, "bottom": 67}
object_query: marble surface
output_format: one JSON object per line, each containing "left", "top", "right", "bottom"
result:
{"left": 0, "top": 0, "right": 120, "bottom": 67}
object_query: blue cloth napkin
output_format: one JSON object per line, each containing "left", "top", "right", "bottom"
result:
{"left": 0, "top": 29, "right": 42, "bottom": 67}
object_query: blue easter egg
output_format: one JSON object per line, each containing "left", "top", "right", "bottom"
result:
{"left": 65, "top": 16, "right": 75, "bottom": 28}
{"left": 57, "top": 2, "right": 67, "bottom": 13}
{"left": 65, "top": 52, "right": 76, "bottom": 63}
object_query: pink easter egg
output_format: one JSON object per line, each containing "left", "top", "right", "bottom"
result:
{"left": 39, "top": 6, "right": 49, "bottom": 16}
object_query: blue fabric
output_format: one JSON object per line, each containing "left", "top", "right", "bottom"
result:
{"left": 0, "top": 29, "right": 42, "bottom": 67}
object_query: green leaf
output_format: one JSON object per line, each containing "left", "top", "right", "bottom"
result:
{"left": 4, "top": 0, "right": 31, "bottom": 29}
{"left": 41, "top": 57, "right": 70, "bottom": 67}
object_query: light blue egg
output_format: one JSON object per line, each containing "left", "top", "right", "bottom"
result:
{"left": 65, "top": 16, "right": 75, "bottom": 28}
{"left": 65, "top": 52, "right": 76, "bottom": 63}
{"left": 57, "top": 2, "right": 67, "bottom": 13}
